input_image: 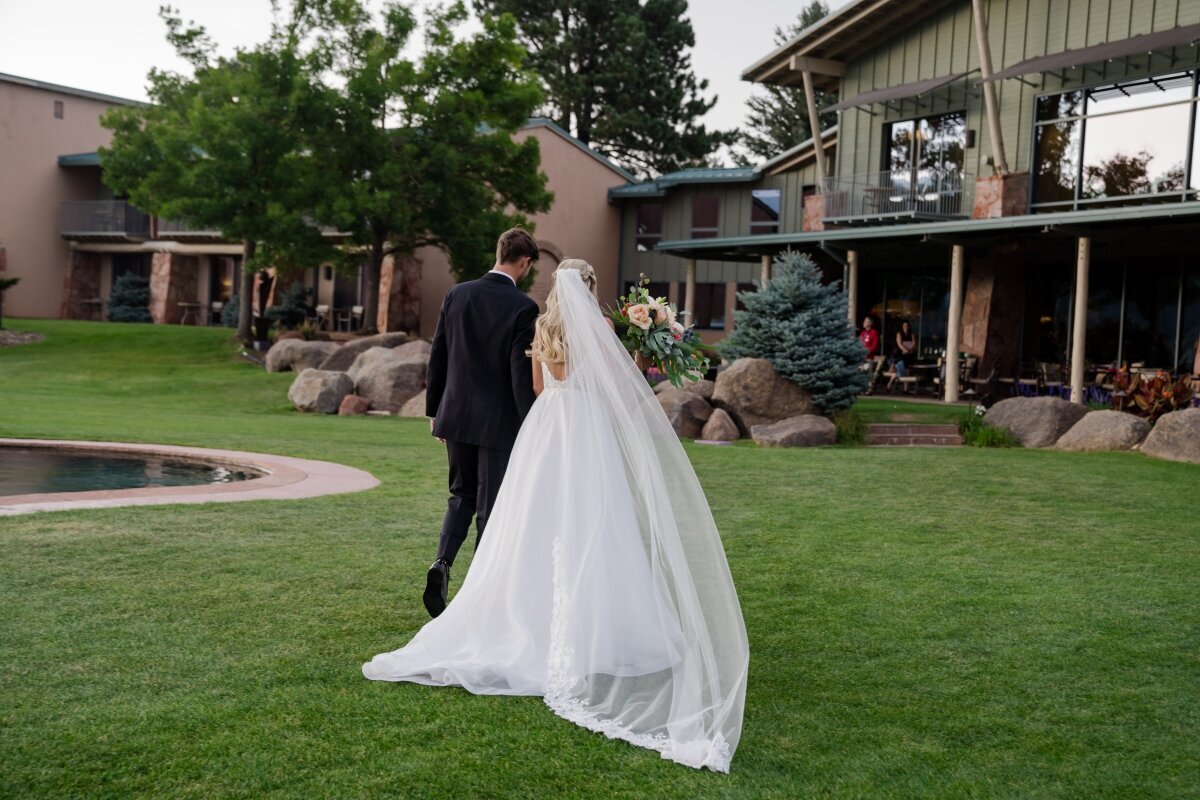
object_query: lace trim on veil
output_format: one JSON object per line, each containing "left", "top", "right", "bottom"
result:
{"left": 542, "top": 535, "right": 733, "bottom": 773}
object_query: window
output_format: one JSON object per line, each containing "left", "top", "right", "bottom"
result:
{"left": 750, "top": 189, "right": 781, "bottom": 234}
{"left": 883, "top": 111, "right": 967, "bottom": 189}
{"left": 53, "top": 100, "right": 63, "bottom": 119}
{"left": 690, "top": 195, "right": 719, "bottom": 239}
{"left": 635, "top": 203, "right": 663, "bottom": 252}
{"left": 1033, "top": 71, "right": 1200, "bottom": 209}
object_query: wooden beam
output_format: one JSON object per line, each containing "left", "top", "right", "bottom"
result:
{"left": 971, "top": 0, "right": 1010, "bottom": 174}
{"left": 801, "top": 69, "right": 828, "bottom": 187}
{"left": 760, "top": 253, "right": 772, "bottom": 285}
{"left": 790, "top": 55, "right": 846, "bottom": 77}
{"left": 684, "top": 259, "right": 697, "bottom": 328}
{"left": 945, "top": 245, "right": 965, "bottom": 403}
{"left": 846, "top": 250, "right": 859, "bottom": 329}
{"left": 1070, "top": 237, "right": 1090, "bottom": 404}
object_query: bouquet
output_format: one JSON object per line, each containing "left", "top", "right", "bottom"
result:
{"left": 606, "top": 276, "right": 710, "bottom": 387}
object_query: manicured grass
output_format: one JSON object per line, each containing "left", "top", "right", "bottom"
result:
{"left": 2, "top": 318, "right": 1198, "bottom": 799}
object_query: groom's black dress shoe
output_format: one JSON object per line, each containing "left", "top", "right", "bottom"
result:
{"left": 424, "top": 559, "right": 450, "bottom": 618}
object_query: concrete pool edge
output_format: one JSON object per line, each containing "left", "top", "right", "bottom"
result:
{"left": 0, "top": 438, "right": 381, "bottom": 516}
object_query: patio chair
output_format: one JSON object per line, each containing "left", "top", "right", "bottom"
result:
{"left": 1040, "top": 362, "right": 1066, "bottom": 398}
{"left": 210, "top": 301, "right": 224, "bottom": 326}
{"left": 314, "top": 304, "right": 330, "bottom": 330}
{"left": 336, "top": 306, "right": 353, "bottom": 331}
{"left": 969, "top": 366, "right": 999, "bottom": 403}
{"left": 1016, "top": 361, "right": 1040, "bottom": 396}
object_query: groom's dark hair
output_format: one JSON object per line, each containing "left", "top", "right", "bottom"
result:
{"left": 496, "top": 228, "right": 539, "bottom": 265}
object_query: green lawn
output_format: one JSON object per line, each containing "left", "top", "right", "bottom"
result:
{"left": 2, "top": 318, "right": 1197, "bottom": 799}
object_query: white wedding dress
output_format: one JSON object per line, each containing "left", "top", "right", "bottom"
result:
{"left": 362, "top": 270, "right": 748, "bottom": 772}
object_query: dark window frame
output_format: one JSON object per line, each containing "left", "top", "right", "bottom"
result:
{"left": 690, "top": 195, "right": 720, "bottom": 239}
{"left": 635, "top": 202, "right": 664, "bottom": 252}
{"left": 749, "top": 188, "right": 782, "bottom": 235}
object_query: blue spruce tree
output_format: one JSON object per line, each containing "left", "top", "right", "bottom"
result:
{"left": 721, "top": 251, "right": 868, "bottom": 412}
{"left": 106, "top": 273, "right": 152, "bottom": 323}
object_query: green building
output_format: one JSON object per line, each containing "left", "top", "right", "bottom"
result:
{"left": 612, "top": 0, "right": 1200, "bottom": 401}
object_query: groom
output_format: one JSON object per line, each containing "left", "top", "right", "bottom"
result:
{"left": 422, "top": 228, "right": 541, "bottom": 617}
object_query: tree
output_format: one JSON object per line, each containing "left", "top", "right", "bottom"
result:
{"left": 721, "top": 251, "right": 868, "bottom": 412}
{"left": 0, "top": 276, "right": 18, "bottom": 330}
{"left": 733, "top": 1, "right": 835, "bottom": 166}
{"left": 106, "top": 273, "right": 153, "bottom": 323}
{"left": 100, "top": 4, "right": 337, "bottom": 343}
{"left": 474, "top": 0, "right": 729, "bottom": 177}
{"left": 308, "top": 1, "right": 552, "bottom": 331}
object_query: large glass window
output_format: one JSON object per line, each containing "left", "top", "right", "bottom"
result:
{"left": 1033, "top": 71, "right": 1200, "bottom": 209}
{"left": 690, "top": 195, "right": 720, "bottom": 239}
{"left": 635, "top": 203, "right": 663, "bottom": 252}
{"left": 692, "top": 282, "right": 726, "bottom": 329}
{"left": 112, "top": 253, "right": 151, "bottom": 288}
{"left": 884, "top": 111, "right": 967, "bottom": 187}
{"left": 209, "top": 256, "right": 241, "bottom": 303}
{"left": 750, "top": 189, "right": 781, "bottom": 234}
{"left": 1179, "top": 267, "right": 1200, "bottom": 375}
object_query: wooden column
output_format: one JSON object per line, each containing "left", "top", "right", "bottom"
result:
{"left": 800, "top": 69, "right": 827, "bottom": 187}
{"left": 684, "top": 259, "right": 697, "bottom": 327}
{"left": 971, "top": 0, "right": 1009, "bottom": 174}
{"left": 945, "top": 244, "right": 965, "bottom": 403}
{"left": 1070, "top": 237, "right": 1091, "bottom": 404}
{"left": 760, "top": 254, "right": 771, "bottom": 284}
{"left": 846, "top": 249, "right": 859, "bottom": 328}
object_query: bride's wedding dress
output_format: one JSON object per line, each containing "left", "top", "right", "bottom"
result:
{"left": 363, "top": 270, "right": 748, "bottom": 772}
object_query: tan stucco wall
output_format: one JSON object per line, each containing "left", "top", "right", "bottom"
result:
{"left": 416, "top": 124, "right": 628, "bottom": 338}
{"left": 0, "top": 79, "right": 125, "bottom": 318}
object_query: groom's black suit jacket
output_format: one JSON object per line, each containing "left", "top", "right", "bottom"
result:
{"left": 425, "top": 272, "right": 539, "bottom": 451}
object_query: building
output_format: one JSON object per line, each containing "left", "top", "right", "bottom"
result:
{"left": 621, "top": 0, "right": 1200, "bottom": 398}
{"left": 0, "top": 70, "right": 632, "bottom": 333}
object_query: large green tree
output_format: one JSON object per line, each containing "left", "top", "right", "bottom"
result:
{"left": 733, "top": 1, "right": 836, "bottom": 166}
{"left": 308, "top": 1, "right": 552, "bottom": 332}
{"left": 474, "top": 0, "right": 728, "bottom": 177}
{"left": 100, "top": 5, "right": 336, "bottom": 343}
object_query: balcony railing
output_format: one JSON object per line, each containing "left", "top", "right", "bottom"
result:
{"left": 156, "top": 218, "right": 220, "bottom": 237}
{"left": 59, "top": 200, "right": 150, "bottom": 238}
{"left": 822, "top": 169, "right": 973, "bottom": 223}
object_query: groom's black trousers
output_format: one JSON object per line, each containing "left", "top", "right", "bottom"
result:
{"left": 436, "top": 439, "right": 512, "bottom": 567}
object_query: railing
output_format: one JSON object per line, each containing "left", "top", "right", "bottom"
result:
{"left": 822, "top": 169, "right": 973, "bottom": 221}
{"left": 156, "top": 218, "right": 220, "bottom": 236}
{"left": 59, "top": 200, "right": 150, "bottom": 238}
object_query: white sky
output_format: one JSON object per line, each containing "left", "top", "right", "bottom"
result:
{"left": 0, "top": 0, "right": 851, "bottom": 137}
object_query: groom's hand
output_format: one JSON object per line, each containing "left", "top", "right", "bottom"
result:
{"left": 429, "top": 417, "right": 445, "bottom": 444}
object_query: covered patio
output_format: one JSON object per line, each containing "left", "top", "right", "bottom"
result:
{"left": 658, "top": 201, "right": 1200, "bottom": 403}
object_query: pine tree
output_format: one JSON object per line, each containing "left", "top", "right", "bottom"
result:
{"left": 721, "top": 251, "right": 867, "bottom": 412}
{"left": 733, "top": 1, "right": 836, "bottom": 166}
{"left": 106, "top": 274, "right": 153, "bottom": 323}
{"left": 474, "top": 0, "right": 730, "bottom": 177}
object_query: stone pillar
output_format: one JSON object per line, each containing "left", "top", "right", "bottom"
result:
{"left": 149, "top": 252, "right": 200, "bottom": 324}
{"left": 760, "top": 254, "right": 771, "bottom": 285}
{"left": 960, "top": 246, "right": 1024, "bottom": 379}
{"left": 802, "top": 193, "right": 826, "bottom": 232}
{"left": 972, "top": 173, "right": 1030, "bottom": 219}
{"left": 683, "top": 259, "right": 697, "bottom": 327}
{"left": 945, "top": 245, "right": 965, "bottom": 403}
{"left": 60, "top": 250, "right": 103, "bottom": 320}
{"left": 378, "top": 254, "right": 422, "bottom": 333}
{"left": 846, "top": 249, "right": 859, "bottom": 329}
{"left": 1070, "top": 237, "right": 1090, "bottom": 404}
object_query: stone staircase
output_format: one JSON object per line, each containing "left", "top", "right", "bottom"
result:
{"left": 867, "top": 423, "right": 963, "bottom": 447}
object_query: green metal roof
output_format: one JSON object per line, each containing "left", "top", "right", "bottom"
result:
{"left": 58, "top": 152, "right": 101, "bottom": 167}
{"left": 656, "top": 201, "right": 1200, "bottom": 260}
{"left": 609, "top": 127, "right": 837, "bottom": 201}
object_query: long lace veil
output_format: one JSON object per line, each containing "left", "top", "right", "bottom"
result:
{"left": 547, "top": 268, "right": 749, "bottom": 772}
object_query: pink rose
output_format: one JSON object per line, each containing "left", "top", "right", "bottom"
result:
{"left": 627, "top": 304, "right": 653, "bottom": 330}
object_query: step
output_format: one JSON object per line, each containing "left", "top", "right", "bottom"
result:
{"left": 866, "top": 434, "right": 964, "bottom": 447}
{"left": 866, "top": 423, "right": 963, "bottom": 447}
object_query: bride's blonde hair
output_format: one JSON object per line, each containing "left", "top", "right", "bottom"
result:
{"left": 531, "top": 258, "right": 597, "bottom": 365}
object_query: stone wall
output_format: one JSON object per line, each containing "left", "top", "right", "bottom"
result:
{"left": 60, "top": 250, "right": 102, "bottom": 320}
{"left": 972, "top": 173, "right": 1030, "bottom": 219}
{"left": 149, "top": 252, "right": 201, "bottom": 324}
{"left": 802, "top": 193, "right": 825, "bottom": 232}
{"left": 961, "top": 245, "right": 1025, "bottom": 378}
{"left": 378, "top": 254, "right": 421, "bottom": 333}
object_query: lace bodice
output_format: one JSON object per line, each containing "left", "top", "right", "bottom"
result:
{"left": 541, "top": 361, "right": 570, "bottom": 390}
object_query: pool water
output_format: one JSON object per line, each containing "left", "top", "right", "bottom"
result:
{"left": 0, "top": 447, "right": 262, "bottom": 497}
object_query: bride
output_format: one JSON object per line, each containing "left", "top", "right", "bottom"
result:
{"left": 362, "top": 259, "right": 748, "bottom": 772}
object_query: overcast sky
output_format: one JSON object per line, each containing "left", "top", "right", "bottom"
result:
{"left": 0, "top": 0, "right": 850, "bottom": 136}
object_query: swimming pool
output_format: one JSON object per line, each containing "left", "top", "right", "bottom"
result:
{"left": 0, "top": 446, "right": 262, "bottom": 497}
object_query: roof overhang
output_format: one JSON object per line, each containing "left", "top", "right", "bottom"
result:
{"left": 829, "top": 72, "right": 972, "bottom": 112}
{"left": 741, "top": 0, "right": 956, "bottom": 88}
{"left": 988, "top": 22, "right": 1200, "bottom": 81}
{"left": 58, "top": 152, "right": 101, "bottom": 167}
{"left": 655, "top": 202, "right": 1200, "bottom": 261}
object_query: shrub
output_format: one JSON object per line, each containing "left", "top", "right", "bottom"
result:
{"left": 960, "top": 410, "right": 1019, "bottom": 448}
{"left": 107, "top": 273, "right": 152, "bottom": 322}
{"left": 266, "top": 282, "right": 310, "bottom": 331}
{"left": 833, "top": 408, "right": 867, "bottom": 446}
{"left": 720, "top": 251, "right": 869, "bottom": 412}
{"left": 221, "top": 295, "right": 240, "bottom": 328}
{"left": 1111, "top": 369, "right": 1193, "bottom": 423}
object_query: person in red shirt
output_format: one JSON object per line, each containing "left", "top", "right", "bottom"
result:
{"left": 859, "top": 316, "right": 879, "bottom": 360}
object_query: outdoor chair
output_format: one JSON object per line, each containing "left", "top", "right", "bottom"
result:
{"left": 1040, "top": 362, "right": 1066, "bottom": 398}
{"left": 314, "top": 304, "right": 330, "bottom": 330}
{"left": 336, "top": 306, "right": 353, "bottom": 332}
{"left": 1015, "top": 361, "right": 1040, "bottom": 396}
{"left": 210, "top": 301, "right": 224, "bottom": 326}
